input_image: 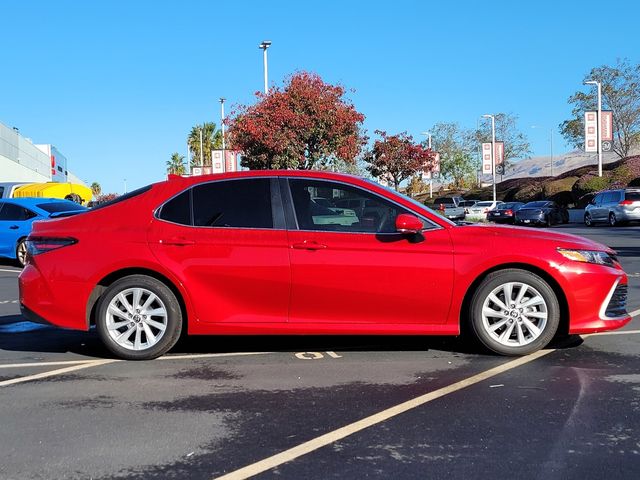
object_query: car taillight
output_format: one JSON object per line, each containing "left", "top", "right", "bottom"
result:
{"left": 505, "top": 209, "right": 513, "bottom": 215}
{"left": 439, "top": 204, "right": 445, "bottom": 211}
{"left": 26, "top": 237, "right": 77, "bottom": 256}
{"left": 483, "top": 208, "right": 489, "bottom": 213}
{"left": 619, "top": 200, "right": 633, "bottom": 206}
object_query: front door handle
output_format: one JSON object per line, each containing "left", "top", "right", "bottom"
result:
{"left": 160, "top": 237, "right": 195, "bottom": 246}
{"left": 292, "top": 241, "right": 327, "bottom": 250}
{"left": 9, "top": 225, "right": 19, "bottom": 230}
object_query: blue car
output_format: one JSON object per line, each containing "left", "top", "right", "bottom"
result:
{"left": 0, "top": 198, "right": 86, "bottom": 266}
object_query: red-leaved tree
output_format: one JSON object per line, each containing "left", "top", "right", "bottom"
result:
{"left": 364, "top": 130, "right": 435, "bottom": 190}
{"left": 227, "top": 72, "right": 367, "bottom": 170}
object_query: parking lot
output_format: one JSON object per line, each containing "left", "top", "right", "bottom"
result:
{"left": 1, "top": 224, "right": 639, "bottom": 480}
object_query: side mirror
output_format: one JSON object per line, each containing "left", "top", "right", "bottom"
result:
{"left": 395, "top": 214, "right": 423, "bottom": 234}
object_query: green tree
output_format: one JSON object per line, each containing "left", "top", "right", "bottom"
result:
{"left": 560, "top": 59, "right": 640, "bottom": 159}
{"left": 474, "top": 113, "right": 531, "bottom": 174}
{"left": 90, "top": 182, "right": 101, "bottom": 197}
{"left": 429, "top": 122, "right": 476, "bottom": 188}
{"left": 187, "top": 122, "right": 223, "bottom": 167}
{"left": 166, "top": 152, "right": 186, "bottom": 175}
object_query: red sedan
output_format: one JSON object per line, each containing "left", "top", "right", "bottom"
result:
{"left": 19, "top": 171, "right": 630, "bottom": 360}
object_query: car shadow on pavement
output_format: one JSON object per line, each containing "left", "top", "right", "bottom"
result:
{"left": 0, "top": 313, "right": 584, "bottom": 359}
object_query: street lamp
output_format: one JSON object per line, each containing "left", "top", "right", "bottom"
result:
{"left": 584, "top": 80, "right": 602, "bottom": 177}
{"left": 482, "top": 114, "right": 497, "bottom": 203}
{"left": 421, "top": 131, "right": 433, "bottom": 198}
{"left": 259, "top": 40, "right": 272, "bottom": 94}
{"left": 219, "top": 97, "right": 226, "bottom": 152}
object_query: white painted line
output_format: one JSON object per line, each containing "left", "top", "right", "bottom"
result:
{"left": 0, "top": 359, "right": 117, "bottom": 387}
{"left": 213, "top": 349, "right": 555, "bottom": 480}
{"left": 588, "top": 329, "right": 640, "bottom": 337}
{"left": 628, "top": 308, "right": 640, "bottom": 318}
{"left": 0, "top": 300, "right": 19, "bottom": 304}
{"left": 0, "top": 360, "right": 101, "bottom": 369}
{"left": 160, "top": 352, "right": 274, "bottom": 361}
{"left": 0, "top": 269, "right": 21, "bottom": 274}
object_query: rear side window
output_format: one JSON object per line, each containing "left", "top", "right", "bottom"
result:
{"left": 158, "top": 190, "right": 191, "bottom": 225}
{"left": 0, "top": 203, "right": 37, "bottom": 221}
{"left": 603, "top": 192, "right": 617, "bottom": 203}
{"left": 625, "top": 191, "right": 640, "bottom": 201}
{"left": 192, "top": 179, "right": 273, "bottom": 228}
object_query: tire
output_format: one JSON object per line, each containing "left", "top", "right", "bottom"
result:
{"left": 96, "top": 275, "right": 183, "bottom": 360}
{"left": 545, "top": 215, "right": 552, "bottom": 228}
{"left": 469, "top": 269, "right": 560, "bottom": 356}
{"left": 609, "top": 212, "right": 618, "bottom": 227}
{"left": 584, "top": 213, "right": 594, "bottom": 227}
{"left": 15, "top": 238, "right": 27, "bottom": 267}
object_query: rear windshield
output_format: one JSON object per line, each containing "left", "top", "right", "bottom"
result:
{"left": 92, "top": 185, "right": 153, "bottom": 210}
{"left": 626, "top": 191, "right": 640, "bottom": 201}
{"left": 37, "top": 202, "right": 87, "bottom": 213}
{"left": 476, "top": 202, "right": 494, "bottom": 207}
{"left": 433, "top": 198, "right": 456, "bottom": 204}
{"left": 459, "top": 201, "right": 476, "bottom": 207}
{"left": 525, "top": 201, "right": 549, "bottom": 207}
{"left": 499, "top": 202, "right": 521, "bottom": 209}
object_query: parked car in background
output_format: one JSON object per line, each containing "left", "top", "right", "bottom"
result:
{"left": 465, "top": 201, "right": 504, "bottom": 222}
{"left": 20, "top": 171, "right": 631, "bottom": 360}
{"left": 514, "top": 200, "right": 568, "bottom": 227}
{"left": 486, "top": 202, "right": 525, "bottom": 224}
{"left": 0, "top": 182, "right": 29, "bottom": 199}
{"left": 459, "top": 199, "right": 480, "bottom": 215}
{"left": 432, "top": 196, "right": 465, "bottom": 220}
{"left": 0, "top": 198, "right": 86, "bottom": 266}
{"left": 584, "top": 188, "right": 640, "bottom": 226}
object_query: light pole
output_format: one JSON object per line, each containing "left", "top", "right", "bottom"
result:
{"left": 199, "top": 126, "right": 204, "bottom": 167}
{"left": 482, "top": 114, "right": 496, "bottom": 203}
{"left": 584, "top": 80, "right": 602, "bottom": 177}
{"left": 219, "top": 97, "right": 226, "bottom": 152}
{"left": 123, "top": 178, "right": 127, "bottom": 194}
{"left": 259, "top": 40, "right": 272, "bottom": 94}
{"left": 421, "top": 131, "right": 433, "bottom": 198}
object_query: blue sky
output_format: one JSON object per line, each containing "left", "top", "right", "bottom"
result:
{"left": 2, "top": 0, "right": 639, "bottom": 193}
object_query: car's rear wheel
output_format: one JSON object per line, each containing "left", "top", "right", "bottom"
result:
{"left": 584, "top": 213, "right": 594, "bottom": 227}
{"left": 16, "top": 239, "right": 27, "bottom": 267}
{"left": 469, "top": 269, "right": 560, "bottom": 355}
{"left": 609, "top": 212, "right": 618, "bottom": 227}
{"left": 96, "top": 275, "right": 182, "bottom": 360}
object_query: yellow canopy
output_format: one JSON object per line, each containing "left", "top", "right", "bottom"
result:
{"left": 13, "top": 182, "right": 92, "bottom": 205}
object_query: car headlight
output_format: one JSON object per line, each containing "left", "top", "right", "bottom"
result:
{"left": 557, "top": 248, "right": 616, "bottom": 267}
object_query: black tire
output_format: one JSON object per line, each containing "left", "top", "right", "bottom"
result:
{"left": 469, "top": 269, "right": 560, "bottom": 356}
{"left": 545, "top": 215, "right": 552, "bottom": 228}
{"left": 95, "top": 275, "right": 183, "bottom": 360}
{"left": 584, "top": 213, "right": 594, "bottom": 227}
{"left": 609, "top": 212, "right": 618, "bottom": 227}
{"left": 15, "top": 238, "right": 27, "bottom": 267}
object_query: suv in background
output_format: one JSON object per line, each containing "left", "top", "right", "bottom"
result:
{"left": 585, "top": 188, "right": 640, "bottom": 226}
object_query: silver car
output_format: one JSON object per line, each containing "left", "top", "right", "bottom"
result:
{"left": 584, "top": 188, "right": 640, "bottom": 226}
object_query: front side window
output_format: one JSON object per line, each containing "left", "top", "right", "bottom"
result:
{"left": 288, "top": 179, "right": 419, "bottom": 234}
{"left": 192, "top": 179, "right": 273, "bottom": 228}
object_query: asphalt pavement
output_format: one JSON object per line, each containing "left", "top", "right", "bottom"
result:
{"left": 0, "top": 224, "right": 639, "bottom": 480}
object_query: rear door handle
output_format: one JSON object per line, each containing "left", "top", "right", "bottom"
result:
{"left": 160, "top": 237, "right": 195, "bottom": 246}
{"left": 292, "top": 241, "right": 327, "bottom": 250}
{"left": 9, "top": 225, "right": 19, "bottom": 230}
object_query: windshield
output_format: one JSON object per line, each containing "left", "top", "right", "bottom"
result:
{"left": 37, "top": 202, "right": 87, "bottom": 214}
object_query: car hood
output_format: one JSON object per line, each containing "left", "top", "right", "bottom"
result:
{"left": 453, "top": 224, "right": 611, "bottom": 252}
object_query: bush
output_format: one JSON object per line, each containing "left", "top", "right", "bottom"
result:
{"left": 573, "top": 174, "right": 611, "bottom": 197}
{"left": 513, "top": 183, "right": 544, "bottom": 202}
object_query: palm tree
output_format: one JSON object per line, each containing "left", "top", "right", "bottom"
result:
{"left": 90, "top": 182, "right": 101, "bottom": 197}
{"left": 187, "top": 122, "right": 223, "bottom": 167}
{"left": 166, "top": 153, "right": 186, "bottom": 175}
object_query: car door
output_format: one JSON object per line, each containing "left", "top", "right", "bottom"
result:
{"left": 284, "top": 178, "right": 454, "bottom": 325}
{"left": 148, "top": 178, "right": 290, "bottom": 324}
{"left": 0, "top": 202, "right": 36, "bottom": 259}
{"left": 589, "top": 193, "right": 604, "bottom": 221}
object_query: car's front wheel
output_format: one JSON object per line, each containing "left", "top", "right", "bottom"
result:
{"left": 469, "top": 269, "right": 560, "bottom": 355}
{"left": 96, "top": 275, "right": 183, "bottom": 360}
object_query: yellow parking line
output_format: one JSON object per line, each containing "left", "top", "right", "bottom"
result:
{"left": 0, "top": 360, "right": 117, "bottom": 387}
{"left": 212, "top": 349, "right": 555, "bottom": 480}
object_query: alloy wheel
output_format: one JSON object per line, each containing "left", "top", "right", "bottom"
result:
{"left": 480, "top": 281, "right": 548, "bottom": 348}
{"left": 16, "top": 240, "right": 27, "bottom": 267}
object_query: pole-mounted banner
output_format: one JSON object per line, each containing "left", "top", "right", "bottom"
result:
{"left": 482, "top": 143, "right": 493, "bottom": 174}
{"left": 584, "top": 111, "right": 598, "bottom": 153}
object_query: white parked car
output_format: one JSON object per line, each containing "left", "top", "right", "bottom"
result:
{"left": 465, "top": 201, "right": 504, "bottom": 222}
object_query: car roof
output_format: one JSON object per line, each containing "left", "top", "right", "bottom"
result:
{"left": 0, "top": 197, "right": 72, "bottom": 208}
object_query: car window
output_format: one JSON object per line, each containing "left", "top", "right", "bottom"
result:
{"left": 603, "top": 192, "right": 616, "bottom": 203}
{"left": 192, "top": 179, "right": 273, "bottom": 228}
{"left": 476, "top": 202, "right": 494, "bottom": 207}
{"left": 626, "top": 191, "right": 640, "bottom": 201}
{"left": 289, "top": 179, "right": 417, "bottom": 234}
{"left": 0, "top": 203, "right": 36, "bottom": 221}
{"left": 36, "top": 202, "right": 87, "bottom": 213}
{"left": 433, "top": 197, "right": 454, "bottom": 204}
{"left": 158, "top": 190, "right": 191, "bottom": 225}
